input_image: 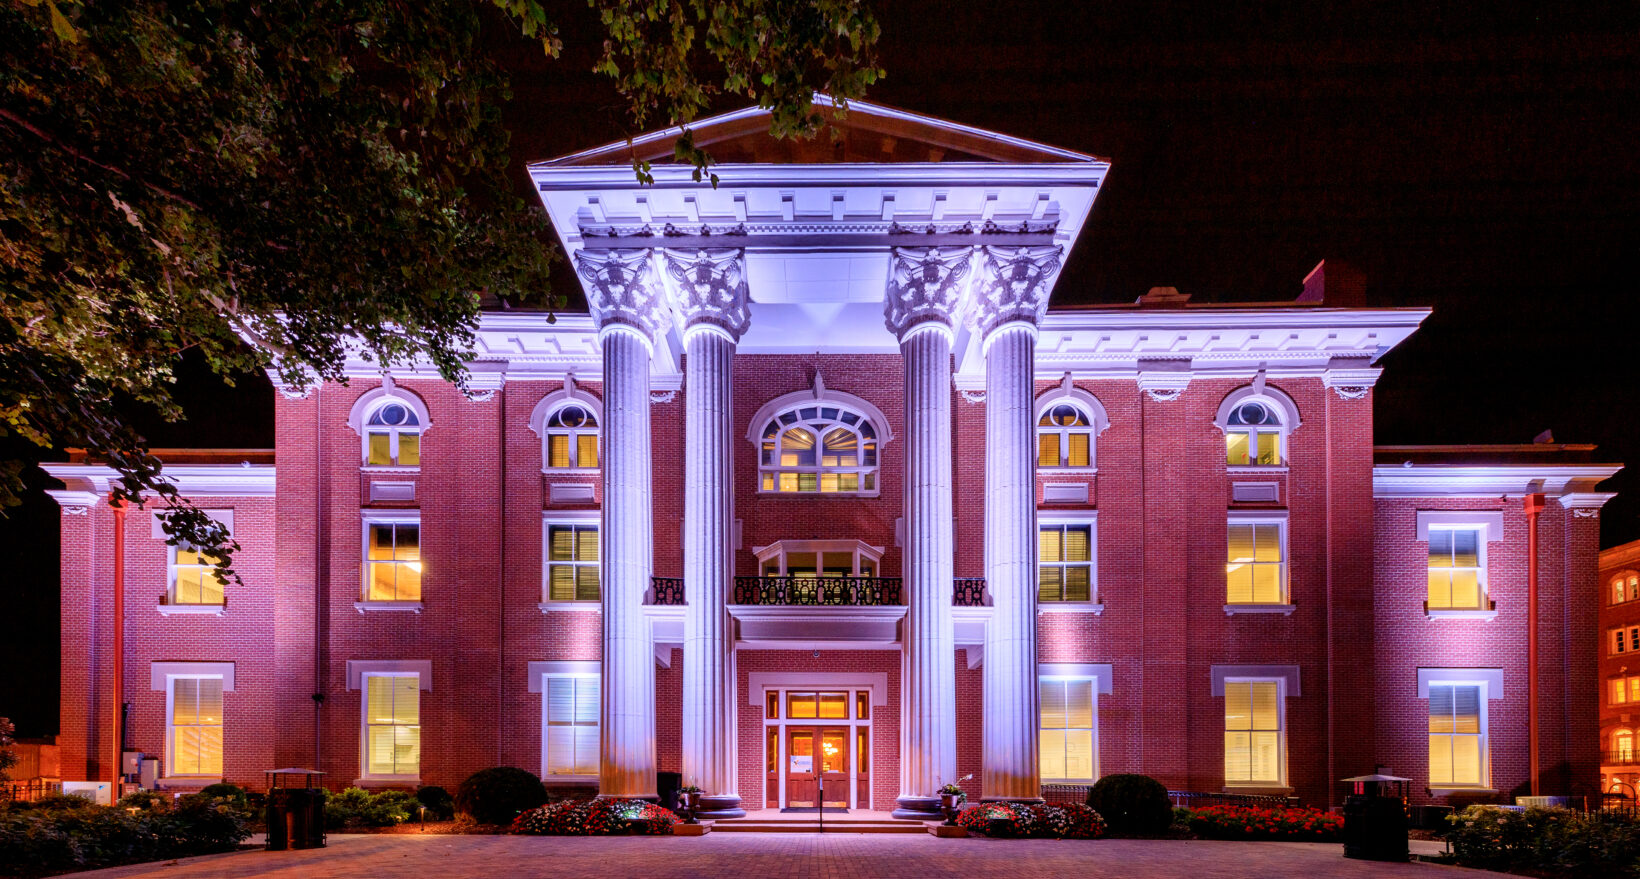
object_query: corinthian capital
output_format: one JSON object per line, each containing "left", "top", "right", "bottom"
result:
{"left": 660, "top": 248, "right": 752, "bottom": 341}
{"left": 573, "top": 248, "right": 671, "bottom": 343}
{"left": 969, "top": 245, "right": 1064, "bottom": 339}
{"left": 883, "top": 246, "right": 974, "bottom": 339}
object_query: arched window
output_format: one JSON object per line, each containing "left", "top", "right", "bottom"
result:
{"left": 348, "top": 384, "right": 432, "bottom": 469}
{"left": 759, "top": 405, "right": 880, "bottom": 494}
{"left": 1615, "top": 571, "right": 1640, "bottom": 606}
{"left": 1617, "top": 729, "right": 1635, "bottom": 762}
{"left": 1215, "top": 384, "right": 1301, "bottom": 468}
{"left": 1039, "top": 403, "right": 1094, "bottom": 468}
{"left": 529, "top": 379, "right": 603, "bottom": 472}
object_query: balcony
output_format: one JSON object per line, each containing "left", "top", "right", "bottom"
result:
{"left": 733, "top": 576, "right": 902, "bottom": 606}
{"left": 1604, "top": 751, "right": 1640, "bottom": 767}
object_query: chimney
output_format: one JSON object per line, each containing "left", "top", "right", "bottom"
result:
{"left": 1297, "top": 260, "right": 1367, "bottom": 306}
{"left": 1136, "top": 286, "right": 1191, "bottom": 308}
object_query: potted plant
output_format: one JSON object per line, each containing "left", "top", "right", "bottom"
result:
{"left": 938, "top": 774, "right": 973, "bottom": 824}
{"left": 678, "top": 784, "right": 703, "bottom": 823}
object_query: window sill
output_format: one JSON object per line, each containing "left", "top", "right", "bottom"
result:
{"left": 539, "top": 601, "right": 601, "bottom": 613}
{"left": 541, "top": 774, "right": 599, "bottom": 785}
{"left": 354, "top": 601, "right": 424, "bottom": 614}
{"left": 1040, "top": 603, "right": 1105, "bottom": 616}
{"left": 1038, "top": 467, "right": 1098, "bottom": 476}
{"left": 1223, "top": 785, "right": 1293, "bottom": 795}
{"left": 359, "top": 465, "right": 421, "bottom": 474}
{"left": 353, "top": 776, "right": 420, "bottom": 788}
{"left": 1430, "top": 787, "right": 1497, "bottom": 797}
{"left": 1427, "top": 609, "right": 1499, "bottom": 622}
{"left": 1227, "top": 465, "right": 1289, "bottom": 474}
{"left": 542, "top": 468, "right": 600, "bottom": 476}
{"left": 1224, "top": 603, "right": 1297, "bottom": 616}
{"left": 158, "top": 776, "right": 221, "bottom": 788}
{"left": 157, "top": 605, "right": 226, "bottom": 617}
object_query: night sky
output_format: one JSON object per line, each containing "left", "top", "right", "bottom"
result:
{"left": 3, "top": 1, "right": 1637, "bottom": 739}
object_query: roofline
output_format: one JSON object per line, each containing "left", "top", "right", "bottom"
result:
{"left": 529, "top": 161, "right": 1109, "bottom": 191}
{"left": 40, "top": 461, "right": 277, "bottom": 503}
{"left": 1375, "top": 443, "right": 1600, "bottom": 454}
{"left": 1372, "top": 462, "right": 1621, "bottom": 502}
{"left": 1603, "top": 539, "right": 1640, "bottom": 569}
{"left": 530, "top": 94, "right": 1103, "bottom": 169}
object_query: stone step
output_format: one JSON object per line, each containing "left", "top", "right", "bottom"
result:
{"left": 714, "top": 818, "right": 925, "bottom": 834}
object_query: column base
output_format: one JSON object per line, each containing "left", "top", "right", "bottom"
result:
{"left": 696, "top": 794, "right": 745, "bottom": 820}
{"left": 892, "top": 795, "right": 943, "bottom": 821}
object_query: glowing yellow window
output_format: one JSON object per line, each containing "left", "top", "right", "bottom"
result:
{"left": 1224, "top": 680, "right": 1281, "bottom": 785}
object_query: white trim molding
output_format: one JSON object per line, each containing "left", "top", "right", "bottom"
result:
{"left": 1215, "top": 381, "right": 1302, "bottom": 432}
{"left": 1373, "top": 463, "right": 1621, "bottom": 499}
{"left": 1415, "top": 510, "right": 1505, "bottom": 542}
{"left": 43, "top": 463, "right": 277, "bottom": 499}
{"left": 1039, "top": 663, "right": 1114, "bottom": 695}
{"left": 1417, "top": 667, "right": 1504, "bottom": 700}
{"left": 345, "top": 380, "right": 433, "bottom": 437}
{"left": 150, "top": 661, "right": 236, "bottom": 692}
{"left": 346, "top": 659, "right": 433, "bottom": 691}
{"left": 746, "top": 671, "right": 891, "bottom": 708}
{"left": 528, "top": 661, "right": 600, "bottom": 692}
{"left": 744, "top": 385, "right": 895, "bottom": 447}
{"left": 1211, "top": 664, "right": 1301, "bottom": 698}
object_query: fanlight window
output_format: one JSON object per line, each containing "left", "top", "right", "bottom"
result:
{"left": 366, "top": 401, "right": 421, "bottom": 467}
{"left": 1038, "top": 403, "right": 1094, "bottom": 468}
{"left": 1615, "top": 572, "right": 1640, "bottom": 606}
{"left": 759, "top": 405, "right": 880, "bottom": 494}
{"left": 544, "top": 404, "right": 599, "bottom": 469}
{"left": 1225, "top": 400, "right": 1283, "bottom": 467}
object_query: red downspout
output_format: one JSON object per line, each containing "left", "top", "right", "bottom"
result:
{"left": 1524, "top": 492, "right": 1545, "bottom": 797}
{"left": 110, "top": 500, "right": 127, "bottom": 786}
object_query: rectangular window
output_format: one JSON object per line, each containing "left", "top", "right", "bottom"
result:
{"left": 1224, "top": 680, "right": 1283, "bottom": 786}
{"left": 1227, "top": 520, "right": 1286, "bottom": 605}
{"left": 1428, "top": 684, "right": 1486, "bottom": 788}
{"left": 1226, "top": 430, "right": 1280, "bottom": 466}
{"left": 1612, "top": 626, "right": 1640, "bottom": 656}
{"left": 1427, "top": 528, "right": 1485, "bottom": 610}
{"left": 1039, "top": 523, "right": 1095, "bottom": 603}
{"left": 546, "top": 524, "right": 600, "bottom": 602}
{"left": 1040, "top": 678, "right": 1096, "bottom": 782}
{"left": 170, "top": 545, "right": 226, "bottom": 606}
{"left": 544, "top": 675, "right": 599, "bottom": 776}
{"left": 1611, "top": 676, "right": 1640, "bottom": 705}
{"left": 168, "top": 677, "right": 223, "bottom": 777}
{"left": 365, "top": 521, "right": 421, "bottom": 602}
{"left": 363, "top": 674, "right": 420, "bottom": 778}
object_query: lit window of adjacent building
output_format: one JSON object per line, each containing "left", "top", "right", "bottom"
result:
{"left": 363, "top": 674, "right": 420, "bottom": 779}
{"left": 1611, "top": 676, "right": 1640, "bottom": 706}
{"left": 1612, "top": 626, "right": 1640, "bottom": 656}
{"left": 543, "top": 674, "right": 599, "bottom": 777}
{"left": 169, "top": 544, "right": 226, "bottom": 606}
{"left": 1224, "top": 680, "right": 1284, "bottom": 787}
{"left": 1038, "top": 403, "right": 1094, "bottom": 469}
{"left": 1040, "top": 678, "right": 1097, "bottom": 782}
{"left": 167, "top": 676, "right": 223, "bottom": 777}
{"left": 1615, "top": 571, "right": 1640, "bottom": 606}
{"left": 1226, "top": 517, "right": 1287, "bottom": 605}
{"left": 758, "top": 404, "right": 881, "bottom": 495}
{"left": 545, "top": 524, "right": 599, "bottom": 602}
{"left": 1427, "top": 527, "right": 1487, "bottom": 610}
{"left": 1039, "top": 523, "right": 1095, "bottom": 603}
{"left": 1614, "top": 729, "right": 1636, "bottom": 762}
{"left": 365, "top": 519, "right": 421, "bottom": 602}
{"left": 365, "top": 401, "right": 421, "bottom": 467}
{"left": 1428, "top": 684, "right": 1487, "bottom": 789}
{"left": 543, "top": 404, "right": 600, "bottom": 470}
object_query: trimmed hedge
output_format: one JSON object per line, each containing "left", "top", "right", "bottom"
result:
{"left": 456, "top": 768, "right": 548, "bottom": 826}
{"left": 324, "top": 788, "right": 417, "bottom": 829}
{"left": 1085, "top": 774, "right": 1173, "bottom": 836}
{"left": 0, "top": 792, "right": 249, "bottom": 877}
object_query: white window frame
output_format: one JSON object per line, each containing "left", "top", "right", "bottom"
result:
{"left": 1612, "top": 675, "right": 1640, "bottom": 706}
{"left": 1038, "top": 675, "right": 1100, "bottom": 783}
{"left": 359, "top": 671, "right": 422, "bottom": 783}
{"left": 346, "top": 383, "right": 432, "bottom": 470}
{"left": 1222, "top": 676, "right": 1288, "bottom": 789}
{"left": 541, "top": 511, "right": 601, "bottom": 610}
{"left": 1037, "top": 513, "right": 1100, "bottom": 609}
{"left": 1424, "top": 525, "right": 1489, "bottom": 612}
{"left": 534, "top": 663, "right": 601, "bottom": 782}
{"left": 1225, "top": 511, "right": 1292, "bottom": 613}
{"left": 1423, "top": 678, "right": 1492, "bottom": 792}
{"left": 1033, "top": 382, "right": 1109, "bottom": 472}
{"left": 1615, "top": 626, "right": 1640, "bottom": 657}
{"left": 358, "top": 511, "right": 424, "bottom": 611}
{"left": 164, "top": 674, "right": 225, "bottom": 781}
{"left": 1415, "top": 511, "right": 1504, "bottom": 620}
{"left": 167, "top": 543, "right": 226, "bottom": 607}
{"left": 529, "top": 381, "right": 603, "bottom": 473}
{"left": 746, "top": 389, "right": 894, "bottom": 499}
{"left": 753, "top": 539, "right": 885, "bottom": 577}
{"left": 1215, "top": 385, "right": 1301, "bottom": 470}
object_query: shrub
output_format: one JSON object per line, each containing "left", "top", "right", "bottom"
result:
{"left": 0, "top": 793, "right": 249, "bottom": 877}
{"left": 456, "top": 767, "right": 548, "bottom": 826}
{"left": 1187, "top": 804, "right": 1343, "bottom": 842}
{"left": 1446, "top": 805, "right": 1640, "bottom": 878}
{"left": 511, "top": 799, "right": 678, "bottom": 836}
{"left": 5, "top": 794, "right": 99, "bottom": 813}
{"left": 199, "top": 783, "right": 248, "bottom": 806}
{"left": 1085, "top": 774, "right": 1173, "bottom": 836}
{"left": 323, "top": 787, "right": 416, "bottom": 829}
{"left": 115, "top": 790, "right": 173, "bottom": 812}
{"left": 415, "top": 785, "right": 455, "bottom": 820}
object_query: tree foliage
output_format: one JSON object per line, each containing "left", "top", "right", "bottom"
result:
{"left": 0, "top": 0, "right": 881, "bottom": 573}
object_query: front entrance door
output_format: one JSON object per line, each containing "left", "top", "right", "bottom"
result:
{"left": 785, "top": 726, "right": 848, "bottom": 808}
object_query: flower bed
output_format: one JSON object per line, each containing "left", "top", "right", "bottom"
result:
{"left": 511, "top": 799, "right": 678, "bottom": 836}
{"left": 954, "top": 802, "right": 1106, "bottom": 839}
{"left": 1186, "top": 804, "right": 1343, "bottom": 842}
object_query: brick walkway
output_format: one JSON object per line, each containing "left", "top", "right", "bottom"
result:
{"left": 68, "top": 833, "right": 1496, "bottom": 878}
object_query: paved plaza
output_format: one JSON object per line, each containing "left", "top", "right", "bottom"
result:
{"left": 70, "top": 833, "right": 1496, "bottom": 878}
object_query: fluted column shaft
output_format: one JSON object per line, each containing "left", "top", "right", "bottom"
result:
{"left": 898, "top": 326, "right": 959, "bottom": 805}
{"left": 981, "top": 324, "right": 1042, "bottom": 801}
{"left": 681, "top": 327, "right": 741, "bottom": 812}
{"left": 600, "top": 326, "right": 658, "bottom": 799}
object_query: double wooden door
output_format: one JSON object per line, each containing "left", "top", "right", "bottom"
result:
{"left": 783, "top": 726, "right": 848, "bottom": 808}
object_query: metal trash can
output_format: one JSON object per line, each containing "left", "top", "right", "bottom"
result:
{"left": 1341, "top": 772, "right": 1409, "bottom": 862}
{"left": 265, "top": 768, "right": 327, "bottom": 851}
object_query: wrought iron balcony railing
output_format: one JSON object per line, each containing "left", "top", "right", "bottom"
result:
{"left": 649, "top": 577, "right": 686, "bottom": 606}
{"left": 733, "top": 576, "right": 902, "bottom": 606}
{"left": 953, "top": 578, "right": 990, "bottom": 607}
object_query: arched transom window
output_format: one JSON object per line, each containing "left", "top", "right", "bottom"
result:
{"left": 544, "top": 403, "right": 600, "bottom": 470}
{"left": 365, "top": 400, "right": 421, "bottom": 467}
{"left": 1615, "top": 571, "right": 1640, "bottom": 606}
{"left": 1039, "top": 402, "right": 1094, "bottom": 468}
{"left": 759, "top": 405, "right": 880, "bottom": 494}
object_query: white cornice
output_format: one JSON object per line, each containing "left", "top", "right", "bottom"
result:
{"left": 41, "top": 463, "right": 277, "bottom": 500}
{"left": 1372, "top": 464, "right": 1621, "bottom": 499}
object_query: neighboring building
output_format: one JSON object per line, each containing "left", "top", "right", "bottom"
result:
{"left": 1600, "top": 539, "right": 1640, "bottom": 797}
{"left": 43, "top": 98, "right": 1620, "bottom": 817}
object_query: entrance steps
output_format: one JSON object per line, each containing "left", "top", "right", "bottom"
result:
{"left": 713, "top": 811, "right": 926, "bottom": 834}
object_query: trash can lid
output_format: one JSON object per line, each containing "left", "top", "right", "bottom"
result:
{"left": 1342, "top": 774, "right": 1410, "bottom": 782}
{"left": 266, "top": 768, "right": 326, "bottom": 774}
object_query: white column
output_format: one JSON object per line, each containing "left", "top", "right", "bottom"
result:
{"left": 575, "top": 249, "right": 671, "bottom": 800}
{"left": 971, "top": 246, "right": 1063, "bottom": 803}
{"left": 664, "top": 248, "right": 750, "bottom": 818}
{"left": 884, "top": 247, "right": 968, "bottom": 818}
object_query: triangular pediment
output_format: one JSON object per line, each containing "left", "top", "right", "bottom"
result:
{"left": 537, "top": 94, "right": 1100, "bottom": 167}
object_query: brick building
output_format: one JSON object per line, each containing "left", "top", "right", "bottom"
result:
{"left": 44, "top": 99, "right": 1619, "bottom": 817}
{"left": 1600, "top": 539, "right": 1640, "bottom": 797}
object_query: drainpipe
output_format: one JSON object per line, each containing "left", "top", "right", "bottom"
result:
{"left": 110, "top": 500, "right": 127, "bottom": 786}
{"left": 1524, "top": 491, "right": 1545, "bottom": 797}
{"left": 314, "top": 385, "right": 326, "bottom": 772}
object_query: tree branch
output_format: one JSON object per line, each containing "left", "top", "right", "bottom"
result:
{"left": 0, "top": 108, "right": 204, "bottom": 211}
